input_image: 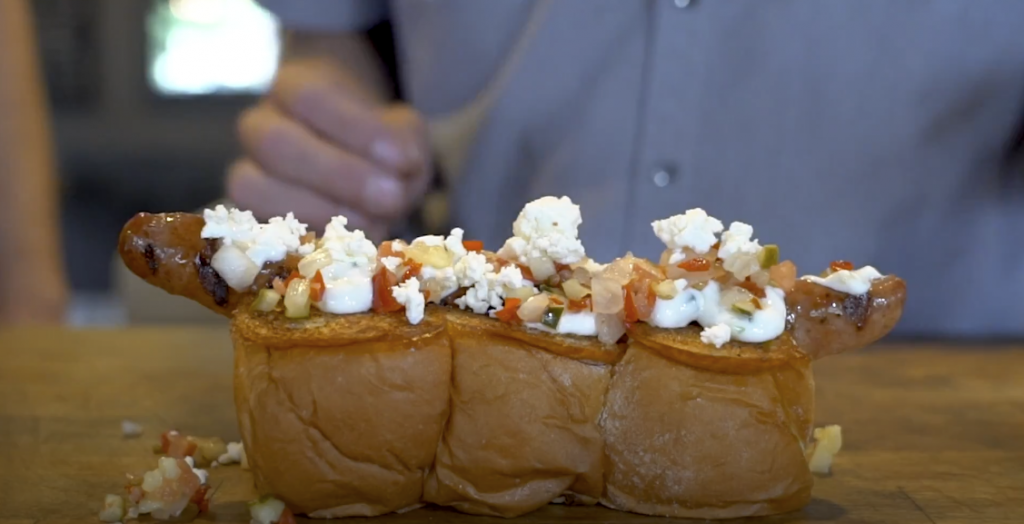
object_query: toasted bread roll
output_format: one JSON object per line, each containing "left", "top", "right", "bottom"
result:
{"left": 788, "top": 275, "right": 907, "bottom": 360}
{"left": 232, "top": 306, "right": 451, "bottom": 517}
{"left": 601, "top": 327, "right": 814, "bottom": 519}
{"left": 423, "top": 309, "right": 624, "bottom": 517}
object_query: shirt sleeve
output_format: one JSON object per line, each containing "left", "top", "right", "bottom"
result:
{"left": 256, "top": 0, "right": 388, "bottom": 32}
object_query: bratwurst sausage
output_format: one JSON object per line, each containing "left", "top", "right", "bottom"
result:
{"left": 119, "top": 212, "right": 297, "bottom": 316}
{"left": 786, "top": 275, "right": 906, "bottom": 360}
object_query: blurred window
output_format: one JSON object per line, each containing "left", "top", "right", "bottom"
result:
{"left": 147, "top": 0, "right": 280, "bottom": 96}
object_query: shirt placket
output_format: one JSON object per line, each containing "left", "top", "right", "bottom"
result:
{"left": 621, "top": 0, "right": 705, "bottom": 256}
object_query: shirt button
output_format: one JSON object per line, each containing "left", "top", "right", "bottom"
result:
{"left": 673, "top": 0, "right": 692, "bottom": 7}
{"left": 651, "top": 166, "right": 676, "bottom": 187}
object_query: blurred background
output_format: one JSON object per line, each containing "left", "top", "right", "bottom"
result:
{"left": 35, "top": 0, "right": 280, "bottom": 325}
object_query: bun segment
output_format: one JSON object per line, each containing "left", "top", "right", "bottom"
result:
{"left": 232, "top": 307, "right": 451, "bottom": 517}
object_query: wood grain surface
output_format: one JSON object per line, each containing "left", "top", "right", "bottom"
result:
{"left": 0, "top": 328, "right": 1021, "bottom": 523}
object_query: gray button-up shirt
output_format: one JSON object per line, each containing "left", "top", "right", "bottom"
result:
{"left": 260, "top": 0, "right": 1024, "bottom": 337}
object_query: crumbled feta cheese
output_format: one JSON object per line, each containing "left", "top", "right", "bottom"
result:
{"left": 202, "top": 206, "right": 309, "bottom": 268}
{"left": 201, "top": 205, "right": 259, "bottom": 246}
{"left": 246, "top": 213, "right": 309, "bottom": 267}
{"left": 494, "top": 265, "right": 528, "bottom": 289}
{"left": 317, "top": 214, "right": 378, "bottom": 276}
{"left": 453, "top": 252, "right": 493, "bottom": 287}
{"left": 380, "top": 256, "right": 403, "bottom": 274}
{"left": 802, "top": 266, "right": 882, "bottom": 295}
{"left": 392, "top": 278, "right": 426, "bottom": 324}
{"left": 217, "top": 441, "right": 245, "bottom": 466}
{"left": 121, "top": 420, "right": 143, "bottom": 438}
{"left": 454, "top": 265, "right": 533, "bottom": 315}
{"left": 455, "top": 279, "right": 504, "bottom": 315}
{"left": 443, "top": 227, "right": 468, "bottom": 262}
{"left": 652, "top": 208, "right": 724, "bottom": 254}
{"left": 498, "top": 196, "right": 586, "bottom": 265}
{"left": 718, "top": 221, "right": 762, "bottom": 279}
{"left": 699, "top": 323, "right": 732, "bottom": 348}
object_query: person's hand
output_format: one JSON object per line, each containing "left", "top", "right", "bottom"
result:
{"left": 228, "top": 58, "right": 432, "bottom": 240}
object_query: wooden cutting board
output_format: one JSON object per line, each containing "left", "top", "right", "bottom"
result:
{"left": 1, "top": 328, "right": 1022, "bottom": 523}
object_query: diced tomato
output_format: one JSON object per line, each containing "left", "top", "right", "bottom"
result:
{"left": 284, "top": 271, "right": 302, "bottom": 287}
{"left": 549, "top": 295, "right": 564, "bottom": 306}
{"left": 677, "top": 257, "right": 712, "bottom": 272}
{"left": 626, "top": 264, "right": 660, "bottom": 321}
{"left": 278, "top": 508, "right": 298, "bottom": 524}
{"left": 190, "top": 485, "right": 211, "bottom": 513}
{"left": 495, "top": 298, "right": 522, "bottom": 323}
{"left": 568, "top": 296, "right": 592, "bottom": 312}
{"left": 462, "top": 240, "right": 484, "bottom": 252}
{"left": 378, "top": 241, "right": 405, "bottom": 260}
{"left": 623, "top": 288, "right": 639, "bottom": 323}
{"left": 371, "top": 268, "right": 403, "bottom": 313}
{"left": 736, "top": 279, "right": 767, "bottom": 299}
{"left": 310, "top": 270, "right": 326, "bottom": 302}
{"left": 401, "top": 260, "right": 423, "bottom": 281}
{"left": 515, "top": 263, "right": 536, "bottom": 283}
{"left": 830, "top": 260, "right": 854, "bottom": 271}
{"left": 160, "top": 431, "right": 197, "bottom": 459}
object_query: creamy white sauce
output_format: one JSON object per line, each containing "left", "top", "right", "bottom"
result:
{"left": 526, "top": 311, "right": 597, "bottom": 336}
{"left": 649, "top": 280, "right": 704, "bottom": 328}
{"left": 317, "top": 276, "right": 373, "bottom": 315}
{"left": 697, "top": 281, "right": 787, "bottom": 343}
{"left": 802, "top": 266, "right": 882, "bottom": 295}
{"left": 647, "top": 280, "right": 786, "bottom": 343}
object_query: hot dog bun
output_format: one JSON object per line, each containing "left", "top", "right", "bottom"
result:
{"left": 232, "top": 306, "right": 451, "bottom": 517}
{"left": 601, "top": 337, "right": 815, "bottom": 518}
{"left": 424, "top": 310, "right": 623, "bottom": 517}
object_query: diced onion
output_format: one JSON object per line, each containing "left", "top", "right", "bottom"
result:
{"left": 505, "top": 286, "right": 537, "bottom": 302}
{"left": 720, "top": 286, "right": 756, "bottom": 311}
{"left": 653, "top": 280, "right": 678, "bottom": 299}
{"left": 210, "top": 244, "right": 260, "bottom": 291}
{"left": 770, "top": 260, "right": 798, "bottom": 291}
{"left": 250, "top": 289, "right": 281, "bottom": 312}
{"left": 297, "top": 248, "right": 332, "bottom": 278}
{"left": 750, "top": 269, "right": 771, "bottom": 288}
{"left": 591, "top": 276, "right": 624, "bottom": 314}
{"left": 596, "top": 313, "right": 626, "bottom": 344}
{"left": 517, "top": 293, "right": 550, "bottom": 322}
{"left": 406, "top": 244, "right": 453, "bottom": 269}
{"left": 602, "top": 255, "right": 635, "bottom": 285}
{"left": 528, "top": 257, "right": 557, "bottom": 281}
{"left": 571, "top": 266, "right": 592, "bottom": 286}
{"left": 562, "top": 278, "right": 591, "bottom": 301}
{"left": 284, "top": 278, "right": 311, "bottom": 319}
